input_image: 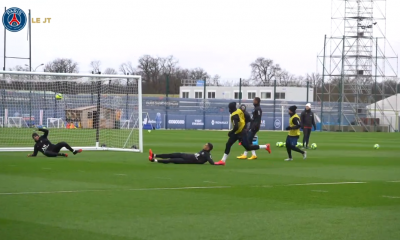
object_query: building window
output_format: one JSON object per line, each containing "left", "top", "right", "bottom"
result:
{"left": 275, "top": 92, "right": 286, "bottom": 99}
{"left": 247, "top": 92, "right": 256, "bottom": 100}
{"left": 261, "top": 92, "right": 271, "bottom": 99}
{"left": 207, "top": 91, "right": 216, "bottom": 99}
{"left": 87, "top": 112, "right": 92, "bottom": 119}
{"left": 182, "top": 92, "right": 189, "bottom": 98}
{"left": 195, "top": 91, "right": 203, "bottom": 99}
{"left": 234, "top": 92, "right": 242, "bottom": 99}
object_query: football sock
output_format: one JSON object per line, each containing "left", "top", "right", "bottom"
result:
{"left": 222, "top": 154, "right": 228, "bottom": 162}
{"left": 292, "top": 146, "right": 304, "bottom": 154}
{"left": 154, "top": 159, "right": 158, "bottom": 162}
{"left": 251, "top": 150, "right": 256, "bottom": 156}
{"left": 259, "top": 145, "right": 267, "bottom": 149}
{"left": 243, "top": 151, "right": 248, "bottom": 156}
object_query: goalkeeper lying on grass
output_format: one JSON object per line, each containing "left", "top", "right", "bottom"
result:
{"left": 27, "top": 127, "right": 82, "bottom": 158}
{"left": 148, "top": 143, "right": 217, "bottom": 165}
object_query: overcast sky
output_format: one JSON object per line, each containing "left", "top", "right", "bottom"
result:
{"left": 1, "top": 0, "right": 399, "bottom": 79}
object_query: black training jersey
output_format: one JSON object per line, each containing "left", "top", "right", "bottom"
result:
{"left": 32, "top": 129, "right": 54, "bottom": 156}
{"left": 243, "top": 110, "right": 251, "bottom": 129}
{"left": 194, "top": 150, "right": 214, "bottom": 165}
{"left": 250, "top": 105, "right": 262, "bottom": 131}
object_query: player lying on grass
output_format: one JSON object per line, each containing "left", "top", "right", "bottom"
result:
{"left": 214, "top": 102, "right": 271, "bottom": 166}
{"left": 148, "top": 143, "right": 216, "bottom": 165}
{"left": 27, "top": 127, "right": 82, "bottom": 157}
{"left": 285, "top": 105, "right": 306, "bottom": 161}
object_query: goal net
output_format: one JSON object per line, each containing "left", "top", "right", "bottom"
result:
{"left": 0, "top": 71, "right": 143, "bottom": 152}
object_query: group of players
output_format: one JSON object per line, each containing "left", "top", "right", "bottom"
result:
{"left": 149, "top": 97, "right": 316, "bottom": 165}
{"left": 28, "top": 97, "right": 316, "bottom": 165}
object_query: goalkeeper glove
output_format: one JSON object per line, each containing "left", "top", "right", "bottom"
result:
{"left": 286, "top": 126, "right": 292, "bottom": 130}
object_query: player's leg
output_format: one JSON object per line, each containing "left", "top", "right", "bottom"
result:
{"left": 285, "top": 136, "right": 293, "bottom": 161}
{"left": 155, "top": 153, "right": 183, "bottom": 159}
{"left": 44, "top": 151, "right": 68, "bottom": 157}
{"left": 237, "top": 131, "right": 251, "bottom": 159}
{"left": 288, "top": 136, "right": 306, "bottom": 160}
{"left": 302, "top": 129, "right": 307, "bottom": 148}
{"left": 155, "top": 158, "right": 199, "bottom": 164}
{"left": 305, "top": 129, "right": 311, "bottom": 148}
{"left": 242, "top": 136, "right": 271, "bottom": 154}
{"left": 237, "top": 130, "right": 254, "bottom": 159}
{"left": 248, "top": 130, "right": 259, "bottom": 159}
{"left": 53, "top": 142, "right": 82, "bottom": 155}
{"left": 219, "top": 135, "right": 238, "bottom": 163}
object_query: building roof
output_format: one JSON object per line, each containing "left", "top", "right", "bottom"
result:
{"left": 367, "top": 94, "right": 400, "bottom": 111}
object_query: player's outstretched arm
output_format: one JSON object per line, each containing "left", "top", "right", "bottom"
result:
{"left": 37, "top": 127, "right": 49, "bottom": 138}
{"left": 28, "top": 148, "right": 38, "bottom": 157}
{"left": 206, "top": 154, "right": 215, "bottom": 165}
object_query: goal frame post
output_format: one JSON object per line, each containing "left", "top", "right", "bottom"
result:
{"left": 0, "top": 71, "right": 143, "bottom": 153}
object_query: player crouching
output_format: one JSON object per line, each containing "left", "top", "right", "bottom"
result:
{"left": 148, "top": 143, "right": 217, "bottom": 165}
{"left": 27, "top": 127, "right": 82, "bottom": 158}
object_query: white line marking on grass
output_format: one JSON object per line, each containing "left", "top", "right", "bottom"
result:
{"left": 383, "top": 196, "right": 400, "bottom": 199}
{"left": 286, "top": 182, "right": 367, "bottom": 186}
{"left": 311, "top": 190, "right": 329, "bottom": 193}
{"left": 0, "top": 186, "right": 231, "bottom": 196}
{"left": 387, "top": 181, "right": 400, "bottom": 183}
{"left": 203, "top": 181, "right": 217, "bottom": 183}
{"left": 114, "top": 174, "right": 127, "bottom": 176}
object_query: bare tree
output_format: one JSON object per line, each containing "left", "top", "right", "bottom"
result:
{"left": 160, "top": 55, "right": 179, "bottom": 76}
{"left": 137, "top": 55, "right": 154, "bottom": 83}
{"left": 250, "top": 57, "right": 281, "bottom": 86}
{"left": 277, "top": 70, "right": 294, "bottom": 86}
{"left": 119, "top": 62, "right": 137, "bottom": 75}
{"left": 8, "top": 65, "right": 29, "bottom": 71}
{"left": 306, "top": 72, "right": 322, "bottom": 87}
{"left": 90, "top": 60, "right": 101, "bottom": 73}
{"left": 189, "top": 68, "right": 210, "bottom": 80}
{"left": 103, "top": 68, "right": 117, "bottom": 75}
{"left": 44, "top": 58, "right": 79, "bottom": 73}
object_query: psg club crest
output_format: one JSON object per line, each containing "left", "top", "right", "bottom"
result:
{"left": 2, "top": 7, "right": 27, "bottom": 32}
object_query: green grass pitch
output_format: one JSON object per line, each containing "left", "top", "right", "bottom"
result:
{"left": 0, "top": 130, "right": 399, "bottom": 240}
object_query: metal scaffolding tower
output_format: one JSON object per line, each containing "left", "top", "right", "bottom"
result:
{"left": 317, "top": 0, "right": 398, "bottom": 132}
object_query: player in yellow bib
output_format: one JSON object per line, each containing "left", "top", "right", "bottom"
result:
{"left": 215, "top": 102, "right": 270, "bottom": 165}
{"left": 285, "top": 105, "right": 307, "bottom": 161}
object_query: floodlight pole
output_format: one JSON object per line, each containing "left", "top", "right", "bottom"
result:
{"left": 203, "top": 77, "right": 206, "bottom": 130}
{"left": 321, "top": 35, "right": 327, "bottom": 131}
{"left": 374, "top": 38, "right": 378, "bottom": 132}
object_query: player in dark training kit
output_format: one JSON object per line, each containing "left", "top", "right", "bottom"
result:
{"left": 237, "top": 97, "right": 263, "bottom": 160}
{"left": 285, "top": 105, "right": 306, "bottom": 161}
{"left": 214, "top": 102, "right": 270, "bottom": 166}
{"left": 148, "top": 143, "right": 215, "bottom": 165}
{"left": 237, "top": 104, "right": 251, "bottom": 147}
{"left": 27, "top": 127, "right": 82, "bottom": 157}
{"left": 300, "top": 103, "right": 316, "bottom": 149}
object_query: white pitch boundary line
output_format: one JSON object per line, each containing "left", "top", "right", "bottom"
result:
{"left": 387, "top": 181, "right": 400, "bottom": 183}
{"left": 382, "top": 195, "right": 400, "bottom": 199}
{"left": 0, "top": 186, "right": 231, "bottom": 196}
{"left": 286, "top": 182, "right": 367, "bottom": 186}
